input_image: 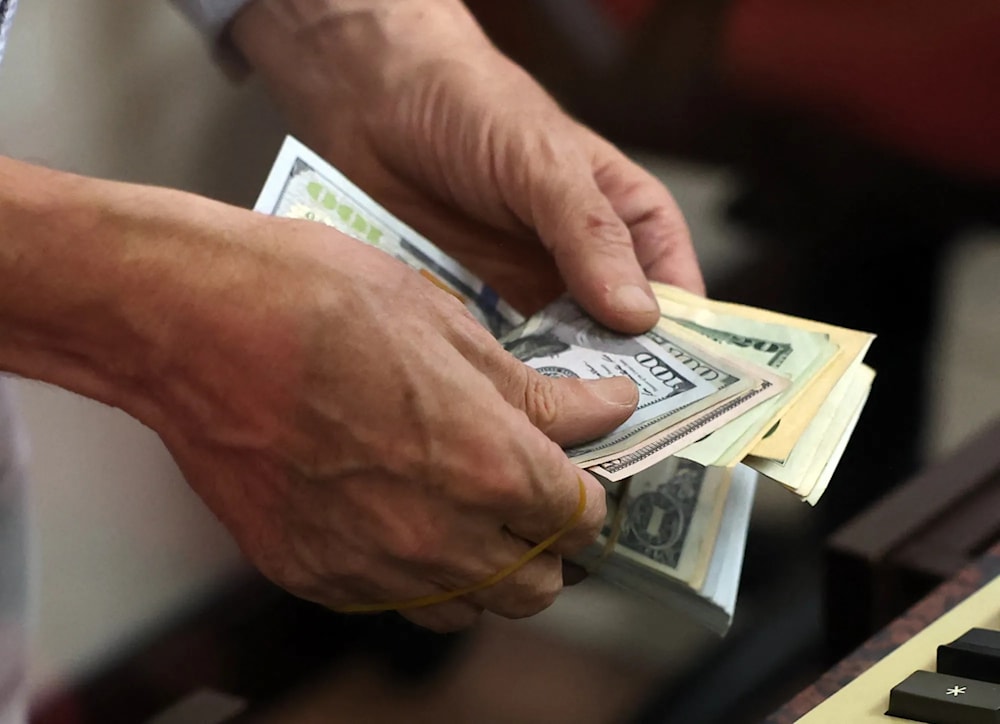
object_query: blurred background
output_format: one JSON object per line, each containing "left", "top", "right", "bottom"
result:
{"left": 0, "top": 0, "right": 998, "bottom": 722}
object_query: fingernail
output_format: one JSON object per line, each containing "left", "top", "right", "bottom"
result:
{"left": 585, "top": 376, "right": 639, "bottom": 408}
{"left": 609, "top": 284, "right": 658, "bottom": 317}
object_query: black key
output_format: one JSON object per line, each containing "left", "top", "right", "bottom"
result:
{"left": 887, "top": 670, "right": 1000, "bottom": 723}
{"left": 939, "top": 629, "right": 1000, "bottom": 684}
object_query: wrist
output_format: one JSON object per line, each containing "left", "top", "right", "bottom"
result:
{"left": 0, "top": 161, "right": 145, "bottom": 412}
{"left": 230, "top": 0, "right": 493, "bottom": 125}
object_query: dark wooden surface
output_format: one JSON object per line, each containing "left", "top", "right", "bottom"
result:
{"left": 825, "top": 417, "right": 1000, "bottom": 660}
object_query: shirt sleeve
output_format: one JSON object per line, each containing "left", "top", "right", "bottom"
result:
{"left": 170, "top": 0, "right": 254, "bottom": 39}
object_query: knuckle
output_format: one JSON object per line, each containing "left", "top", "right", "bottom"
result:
{"left": 580, "top": 486, "right": 608, "bottom": 542}
{"left": 250, "top": 539, "right": 316, "bottom": 595}
{"left": 530, "top": 577, "right": 563, "bottom": 614}
{"left": 494, "top": 561, "right": 563, "bottom": 619}
{"left": 511, "top": 578, "right": 562, "bottom": 619}
{"left": 471, "top": 455, "right": 534, "bottom": 512}
{"left": 491, "top": 474, "right": 533, "bottom": 510}
{"left": 532, "top": 443, "right": 581, "bottom": 502}
{"left": 437, "top": 292, "right": 481, "bottom": 329}
{"left": 384, "top": 521, "right": 445, "bottom": 568}
{"left": 262, "top": 545, "right": 367, "bottom": 607}
{"left": 259, "top": 556, "right": 322, "bottom": 601}
{"left": 492, "top": 357, "right": 530, "bottom": 405}
{"left": 333, "top": 548, "right": 372, "bottom": 581}
{"left": 523, "top": 371, "right": 561, "bottom": 431}
{"left": 553, "top": 205, "right": 633, "bottom": 260}
{"left": 560, "top": 481, "right": 609, "bottom": 556}
{"left": 583, "top": 211, "right": 632, "bottom": 248}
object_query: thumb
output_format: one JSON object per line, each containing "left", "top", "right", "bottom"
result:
{"left": 502, "top": 367, "right": 639, "bottom": 447}
{"left": 528, "top": 161, "right": 660, "bottom": 334}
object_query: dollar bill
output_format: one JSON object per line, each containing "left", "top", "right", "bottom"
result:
{"left": 651, "top": 287, "right": 840, "bottom": 467}
{"left": 573, "top": 458, "right": 743, "bottom": 620}
{"left": 501, "top": 299, "right": 787, "bottom": 478}
{"left": 252, "top": 137, "right": 875, "bottom": 633}
{"left": 651, "top": 283, "right": 875, "bottom": 463}
{"left": 614, "top": 458, "right": 726, "bottom": 587}
{"left": 254, "top": 135, "right": 523, "bottom": 338}
{"left": 583, "top": 325, "right": 789, "bottom": 481}
{"left": 749, "top": 363, "right": 875, "bottom": 503}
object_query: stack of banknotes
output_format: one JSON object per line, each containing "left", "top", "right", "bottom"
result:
{"left": 255, "top": 136, "right": 876, "bottom": 634}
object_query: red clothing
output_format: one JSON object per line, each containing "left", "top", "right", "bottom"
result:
{"left": 596, "top": 0, "right": 1000, "bottom": 179}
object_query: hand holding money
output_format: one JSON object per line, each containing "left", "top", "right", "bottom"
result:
{"left": 255, "top": 136, "right": 876, "bottom": 633}
{"left": 231, "top": 0, "right": 703, "bottom": 328}
{"left": 0, "top": 149, "right": 646, "bottom": 636}
{"left": 159, "top": 209, "right": 647, "bottom": 634}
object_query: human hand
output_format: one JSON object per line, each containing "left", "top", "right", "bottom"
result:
{"left": 146, "top": 211, "right": 638, "bottom": 632}
{"left": 0, "top": 156, "right": 638, "bottom": 632}
{"left": 231, "top": 0, "right": 704, "bottom": 331}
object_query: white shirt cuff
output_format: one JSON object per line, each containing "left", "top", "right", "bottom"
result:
{"left": 170, "top": 0, "right": 254, "bottom": 39}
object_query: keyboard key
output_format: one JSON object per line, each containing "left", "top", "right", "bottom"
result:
{"left": 939, "top": 629, "right": 1000, "bottom": 684}
{"left": 888, "top": 670, "right": 1000, "bottom": 723}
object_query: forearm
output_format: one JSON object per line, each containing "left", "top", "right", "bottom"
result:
{"left": 0, "top": 158, "right": 164, "bottom": 408}
{"left": 0, "top": 157, "right": 276, "bottom": 432}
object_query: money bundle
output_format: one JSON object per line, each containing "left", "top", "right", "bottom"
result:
{"left": 255, "top": 136, "right": 875, "bottom": 633}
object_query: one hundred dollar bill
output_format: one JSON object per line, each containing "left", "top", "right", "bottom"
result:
{"left": 501, "top": 298, "right": 788, "bottom": 480}
{"left": 254, "top": 136, "right": 523, "bottom": 338}
{"left": 578, "top": 332, "right": 789, "bottom": 479}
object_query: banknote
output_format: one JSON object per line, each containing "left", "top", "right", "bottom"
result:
{"left": 254, "top": 135, "right": 523, "bottom": 338}
{"left": 573, "top": 458, "right": 738, "bottom": 614}
{"left": 651, "top": 282, "right": 875, "bottom": 463}
{"left": 252, "top": 137, "right": 875, "bottom": 634}
{"left": 749, "top": 363, "right": 875, "bottom": 503}
{"left": 613, "top": 458, "right": 727, "bottom": 589}
{"left": 500, "top": 298, "right": 787, "bottom": 478}
{"left": 583, "top": 321, "right": 789, "bottom": 481}
{"left": 652, "top": 288, "right": 840, "bottom": 467}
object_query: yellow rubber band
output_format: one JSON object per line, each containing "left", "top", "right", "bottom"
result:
{"left": 334, "top": 477, "right": 588, "bottom": 613}
{"left": 587, "top": 476, "right": 630, "bottom": 575}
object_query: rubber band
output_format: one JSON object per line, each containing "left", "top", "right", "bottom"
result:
{"left": 333, "top": 476, "right": 588, "bottom": 613}
{"left": 585, "top": 476, "right": 631, "bottom": 575}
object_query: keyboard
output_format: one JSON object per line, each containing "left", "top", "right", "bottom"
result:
{"left": 797, "top": 576, "right": 1000, "bottom": 722}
